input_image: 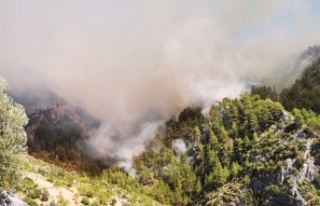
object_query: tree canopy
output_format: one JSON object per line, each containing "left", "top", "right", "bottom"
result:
{"left": 0, "top": 76, "right": 28, "bottom": 187}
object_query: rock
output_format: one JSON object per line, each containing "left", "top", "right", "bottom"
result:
{"left": 0, "top": 190, "right": 27, "bottom": 206}
{"left": 280, "top": 158, "right": 294, "bottom": 183}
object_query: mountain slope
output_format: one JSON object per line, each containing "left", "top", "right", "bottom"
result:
{"left": 280, "top": 56, "right": 320, "bottom": 113}
{"left": 14, "top": 155, "right": 165, "bottom": 206}
{"left": 130, "top": 94, "right": 320, "bottom": 206}
{"left": 252, "top": 45, "right": 320, "bottom": 114}
{"left": 26, "top": 100, "right": 102, "bottom": 175}
{"left": 16, "top": 92, "right": 320, "bottom": 205}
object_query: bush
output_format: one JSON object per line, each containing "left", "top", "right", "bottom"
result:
{"left": 57, "top": 193, "right": 69, "bottom": 206}
{"left": 78, "top": 183, "right": 95, "bottom": 198}
{"left": 91, "top": 201, "right": 101, "bottom": 206}
{"left": 41, "top": 188, "right": 49, "bottom": 201}
{"left": 97, "top": 191, "right": 111, "bottom": 205}
{"left": 17, "top": 177, "right": 38, "bottom": 192}
{"left": 222, "top": 194, "right": 233, "bottom": 203}
{"left": 111, "top": 198, "right": 117, "bottom": 206}
{"left": 81, "top": 196, "right": 90, "bottom": 205}
{"left": 28, "top": 189, "right": 41, "bottom": 199}
{"left": 295, "top": 155, "right": 305, "bottom": 169}
{"left": 311, "top": 196, "right": 320, "bottom": 206}
{"left": 313, "top": 176, "right": 320, "bottom": 189}
{"left": 23, "top": 197, "right": 39, "bottom": 206}
{"left": 265, "top": 185, "right": 280, "bottom": 196}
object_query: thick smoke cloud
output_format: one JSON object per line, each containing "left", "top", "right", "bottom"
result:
{"left": 0, "top": 0, "right": 319, "bottom": 165}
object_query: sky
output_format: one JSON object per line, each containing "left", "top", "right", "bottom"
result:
{"left": 0, "top": 0, "right": 319, "bottom": 165}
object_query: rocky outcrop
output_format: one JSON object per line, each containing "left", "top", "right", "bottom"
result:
{"left": 0, "top": 190, "right": 27, "bottom": 206}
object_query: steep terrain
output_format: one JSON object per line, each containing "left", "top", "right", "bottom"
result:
{"left": 5, "top": 94, "right": 320, "bottom": 206}
{"left": 280, "top": 57, "right": 320, "bottom": 113}
{"left": 12, "top": 156, "right": 164, "bottom": 206}
{"left": 26, "top": 100, "right": 102, "bottom": 175}
{"left": 130, "top": 95, "right": 320, "bottom": 205}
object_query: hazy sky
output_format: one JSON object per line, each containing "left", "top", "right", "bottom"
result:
{"left": 1, "top": 0, "right": 319, "bottom": 164}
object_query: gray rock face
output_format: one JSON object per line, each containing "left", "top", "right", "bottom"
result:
{"left": 0, "top": 190, "right": 27, "bottom": 206}
{"left": 257, "top": 138, "right": 317, "bottom": 206}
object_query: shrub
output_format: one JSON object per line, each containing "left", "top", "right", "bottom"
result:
{"left": 313, "top": 176, "right": 320, "bottom": 189}
{"left": 222, "top": 194, "right": 233, "bottom": 203}
{"left": 295, "top": 154, "right": 305, "bottom": 169}
{"left": 81, "top": 196, "right": 90, "bottom": 205}
{"left": 28, "top": 189, "right": 41, "bottom": 199}
{"left": 78, "top": 183, "right": 95, "bottom": 198}
{"left": 311, "top": 196, "right": 320, "bottom": 206}
{"left": 23, "top": 197, "right": 39, "bottom": 206}
{"left": 111, "top": 198, "right": 117, "bottom": 206}
{"left": 57, "top": 192, "right": 69, "bottom": 206}
{"left": 41, "top": 188, "right": 49, "bottom": 201}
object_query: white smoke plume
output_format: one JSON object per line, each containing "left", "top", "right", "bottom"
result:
{"left": 0, "top": 0, "right": 320, "bottom": 165}
{"left": 173, "top": 139, "right": 187, "bottom": 154}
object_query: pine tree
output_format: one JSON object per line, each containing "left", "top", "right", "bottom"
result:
{"left": 192, "top": 125, "right": 201, "bottom": 143}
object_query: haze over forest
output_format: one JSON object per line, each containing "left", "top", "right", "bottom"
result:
{"left": 1, "top": 0, "right": 320, "bottom": 165}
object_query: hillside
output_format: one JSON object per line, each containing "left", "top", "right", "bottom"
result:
{"left": 130, "top": 94, "right": 320, "bottom": 205}
{"left": 3, "top": 82, "right": 320, "bottom": 205}
{"left": 252, "top": 45, "right": 320, "bottom": 113}
{"left": 6, "top": 94, "right": 320, "bottom": 206}
{"left": 26, "top": 100, "right": 102, "bottom": 176}
{"left": 280, "top": 56, "right": 320, "bottom": 113}
{"left": 13, "top": 155, "right": 165, "bottom": 206}
{"left": 4, "top": 59, "right": 320, "bottom": 205}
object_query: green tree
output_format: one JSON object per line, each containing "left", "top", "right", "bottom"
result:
{"left": 0, "top": 77, "right": 28, "bottom": 187}
{"left": 292, "top": 108, "right": 305, "bottom": 126}
{"left": 192, "top": 125, "right": 201, "bottom": 143}
{"left": 205, "top": 162, "right": 229, "bottom": 189}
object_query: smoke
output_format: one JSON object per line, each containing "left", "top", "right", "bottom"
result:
{"left": 0, "top": 0, "right": 320, "bottom": 165}
{"left": 173, "top": 139, "right": 187, "bottom": 154}
{"left": 172, "top": 139, "right": 188, "bottom": 163}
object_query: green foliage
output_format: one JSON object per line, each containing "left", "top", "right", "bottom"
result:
{"left": 41, "top": 188, "right": 49, "bottom": 202}
{"left": 205, "top": 162, "right": 229, "bottom": 189}
{"left": 23, "top": 196, "right": 39, "bottom": 206}
{"left": 295, "top": 154, "right": 304, "bottom": 169}
{"left": 251, "top": 85, "right": 278, "bottom": 101}
{"left": 311, "top": 196, "right": 320, "bottom": 206}
{"left": 280, "top": 57, "right": 320, "bottom": 113}
{"left": 57, "top": 192, "right": 69, "bottom": 206}
{"left": 111, "top": 198, "right": 117, "bottom": 205}
{"left": 28, "top": 189, "right": 41, "bottom": 199}
{"left": 12, "top": 79, "right": 320, "bottom": 206}
{"left": 130, "top": 94, "right": 320, "bottom": 205}
{"left": 78, "top": 183, "right": 95, "bottom": 197}
{"left": 0, "top": 77, "right": 28, "bottom": 187}
{"left": 26, "top": 102, "right": 101, "bottom": 176}
{"left": 81, "top": 196, "right": 90, "bottom": 205}
{"left": 16, "top": 177, "right": 38, "bottom": 192}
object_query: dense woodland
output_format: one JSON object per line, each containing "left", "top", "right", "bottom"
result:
{"left": 252, "top": 55, "right": 320, "bottom": 113}
{"left": 130, "top": 94, "right": 320, "bottom": 205}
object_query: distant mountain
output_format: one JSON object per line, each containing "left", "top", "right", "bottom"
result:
{"left": 252, "top": 45, "right": 320, "bottom": 113}
{"left": 280, "top": 55, "right": 320, "bottom": 113}
{"left": 277, "top": 44, "right": 320, "bottom": 90}
{"left": 9, "top": 88, "right": 61, "bottom": 115}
